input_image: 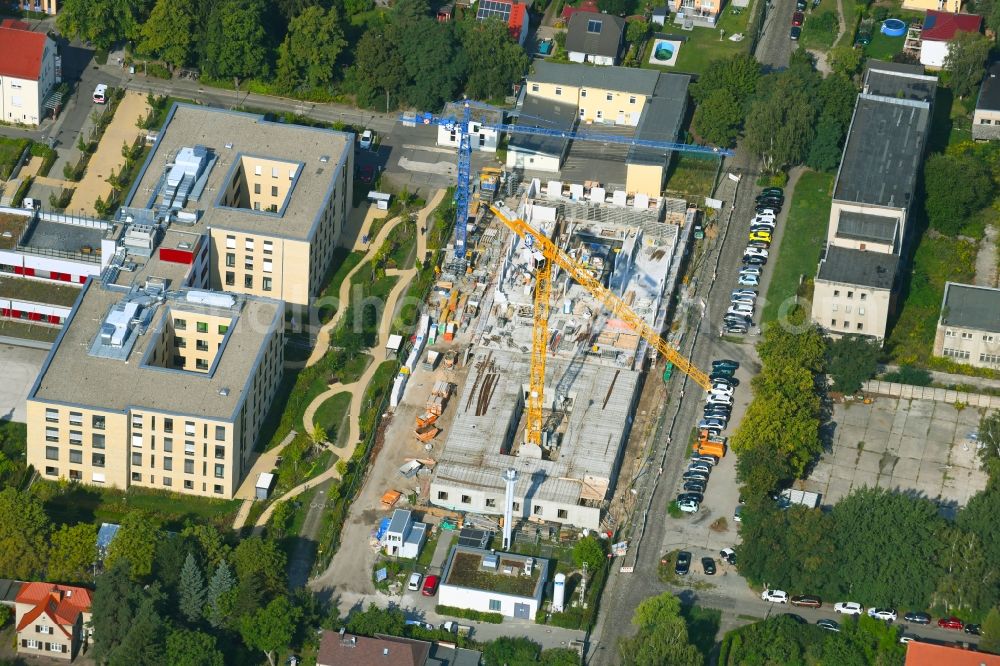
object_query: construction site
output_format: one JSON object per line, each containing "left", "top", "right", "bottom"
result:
{"left": 377, "top": 174, "right": 697, "bottom": 538}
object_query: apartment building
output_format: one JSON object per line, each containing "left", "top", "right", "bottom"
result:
{"left": 0, "top": 20, "right": 58, "bottom": 126}
{"left": 812, "top": 62, "right": 937, "bottom": 342}
{"left": 973, "top": 61, "right": 1000, "bottom": 141}
{"left": 14, "top": 582, "right": 92, "bottom": 661}
{"left": 14, "top": 0, "right": 59, "bottom": 15}
{"left": 123, "top": 104, "right": 353, "bottom": 307}
{"left": 933, "top": 282, "right": 1000, "bottom": 369}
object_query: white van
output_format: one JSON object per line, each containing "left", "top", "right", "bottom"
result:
{"left": 93, "top": 84, "right": 107, "bottom": 104}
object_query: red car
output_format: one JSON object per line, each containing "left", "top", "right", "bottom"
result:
{"left": 792, "top": 11, "right": 804, "bottom": 25}
{"left": 938, "top": 617, "right": 964, "bottom": 630}
{"left": 421, "top": 574, "right": 440, "bottom": 596}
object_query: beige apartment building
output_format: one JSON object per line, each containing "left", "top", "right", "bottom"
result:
{"left": 124, "top": 103, "right": 353, "bottom": 307}
{"left": 933, "top": 282, "right": 1000, "bottom": 369}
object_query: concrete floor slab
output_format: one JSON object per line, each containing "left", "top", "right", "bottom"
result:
{"left": 898, "top": 435, "right": 924, "bottom": 458}
{"left": 853, "top": 470, "right": 878, "bottom": 488}
{"left": 903, "top": 417, "right": 931, "bottom": 438}
{"left": 857, "top": 450, "right": 883, "bottom": 473}
{"left": 885, "top": 432, "right": 904, "bottom": 453}
{"left": 839, "top": 424, "right": 868, "bottom": 448}
{"left": 863, "top": 434, "right": 888, "bottom": 454}
{"left": 0, "top": 344, "right": 46, "bottom": 422}
{"left": 909, "top": 400, "right": 935, "bottom": 418}
{"left": 928, "top": 420, "right": 957, "bottom": 443}
{"left": 868, "top": 407, "right": 895, "bottom": 433}
{"left": 932, "top": 403, "right": 960, "bottom": 423}
{"left": 831, "top": 462, "right": 856, "bottom": 481}
{"left": 923, "top": 438, "right": 951, "bottom": 464}
{"left": 891, "top": 457, "right": 920, "bottom": 481}
{"left": 826, "top": 477, "right": 854, "bottom": 503}
{"left": 841, "top": 405, "right": 870, "bottom": 427}
{"left": 917, "top": 460, "right": 945, "bottom": 485}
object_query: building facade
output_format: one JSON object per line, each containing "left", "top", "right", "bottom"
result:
{"left": 14, "top": 0, "right": 59, "bottom": 14}
{"left": 973, "top": 61, "right": 1000, "bottom": 141}
{"left": 933, "top": 282, "right": 1000, "bottom": 369}
{"left": 437, "top": 546, "right": 548, "bottom": 620}
{"left": 14, "top": 582, "right": 92, "bottom": 662}
{"left": 0, "top": 21, "right": 57, "bottom": 126}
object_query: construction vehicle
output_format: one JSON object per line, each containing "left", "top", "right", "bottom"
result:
{"left": 402, "top": 100, "right": 734, "bottom": 261}
{"left": 489, "top": 203, "right": 713, "bottom": 447}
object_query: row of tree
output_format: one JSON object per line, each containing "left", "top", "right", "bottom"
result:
{"left": 56, "top": 0, "right": 528, "bottom": 109}
{"left": 691, "top": 52, "right": 858, "bottom": 173}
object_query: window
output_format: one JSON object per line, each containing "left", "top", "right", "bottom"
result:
{"left": 254, "top": 165, "right": 263, "bottom": 176}
{"left": 533, "top": 505, "right": 542, "bottom": 515}
{"left": 579, "top": 108, "right": 586, "bottom": 118}
{"left": 984, "top": 335, "right": 995, "bottom": 343}
{"left": 185, "top": 441, "right": 195, "bottom": 454}
{"left": 847, "top": 291, "right": 854, "bottom": 299}
{"left": 262, "top": 260, "right": 273, "bottom": 273}
{"left": 25, "top": 639, "right": 39, "bottom": 649}
{"left": 93, "top": 472, "right": 106, "bottom": 483}
{"left": 46, "top": 427, "right": 58, "bottom": 442}
{"left": 557, "top": 509, "right": 568, "bottom": 519}
{"left": 587, "top": 18, "right": 602, "bottom": 32}
{"left": 253, "top": 183, "right": 261, "bottom": 195}
{"left": 271, "top": 186, "right": 278, "bottom": 197}
{"left": 437, "top": 491, "right": 448, "bottom": 500}
{"left": 629, "top": 96, "right": 636, "bottom": 104}
{"left": 225, "top": 253, "right": 235, "bottom": 267}
{"left": 163, "top": 477, "right": 172, "bottom": 487}
{"left": 214, "top": 464, "right": 224, "bottom": 478}
{"left": 980, "top": 353, "right": 1000, "bottom": 364}
{"left": 271, "top": 167, "right": 278, "bottom": 178}
{"left": 196, "top": 340, "right": 209, "bottom": 352}
{"left": 461, "top": 494, "right": 472, "bottom": 504}
{"left": 132, "top": 414, "right": 143, "bottom": 429}
{"left": 196, "top": 322, "right": 208, "bottom": 333}
{"left": 843, "top": 321, "right": 850, "bottom": 329}
{"left": 512, "top": 502, "right": 520, "bottom": 512}
{"left": 832, "top": 304, "right": 839, "bottom": 312}
{"left": 263, "top": 277, "right": 272, "bottom": 292}
{"left": 164, "top": 438, "right": 173, "bottom": 452}
{"left": 36, "top": 625, "right": 52, "bottom": 635}
{"left": 831, "top": 319, "right": 837, "bottom": 327}
{"left": 184, "top": 480, "right": 194, "bottom": 490}
{"left": 214, "top": 484, "right": 224, "bottom": 494}
{"left": 943, "top": 347, "right": 971, "bottom": 360}
{"left": 857, "top": 323, "right": 863, "bottom": 330}
{"left": 860, "top": 293, "right": 867, "bottom": 301}
{"left": 131, "top": 472, "right": 142, "bottom": 482}
{"left": 982, "top": 118, "right": 993, "bottom": 125}
{"left": 164, "top": 418, "right": 173, "bottom": 433}
{"left": 176, "top": 337, "right": 187, "bottom": 349}
{"left": 263, "top": 241, "right": 273, "bottom": 255}
{"left": 69, "top": 411, "right": 82, "bottom": 426}
{"left": 132, "top": 452, "right": 142, "bottom": 466}
{"left": 45, "top": 408, "right": 58, "bottom": 422}
{"left": 225, "top": 271, "right": 235, "bottom": 286}
{"left": 581, "top": 89, "right": 587, "bottom": 98}
{"left": 92, "top": 453, "right": 105, "bottom": 467}
{"left": 488, "top": 600, "right": 502, "bottom": 611}
{"left": 555, "top": 87, "right": 562, "bottom": 96}
{"left": 93, "top": 434, "right": 105, "bottom": 449}
{"left": 45, "top": 466, "right": 58, "bottom": 476}
{"left": 833, "top": 290, "right": 840, "bottom": 297}
{"left": 184, "top": 459, "right": 195, "bottom": 474}
{"left": 226, "top": 235, "right": 236, "bottom": 249}
{"left": 946, "top": 329, "right": 956, "bottom": 337}
{"left": 531, "top": 84, "right": 539, "bottom": 93}
{"left": 244, "top": 275, "right": 253, "bottom": 288}
{"left": 132, "top": 434, "right": 143, "bottom": 448}
{"left": 196, "top": 359, "right": 209, "bottom": 371}
{"left": 244, "top": 258, "right": 254, "bottom": 270}
{"left": 185, "top": 422, "right": 196, "bottom": 436}
{"left": 164, "top": 457, "right": 173, "bottom": 471}
{"left": 219, "top": 324, "right": 229, "bottom": 335}
{"left": 45, "top": 446, "right": 58, "bottom": 460}
{"left": 69, "top": 449, "right": 82, "bottom": 464}
{"left": 845, "top": 305, "right": 852, "bottom": 314}
{"left": 485, "top": 498, "right": 496, "bottom": 508}
{"left": 962, "top": 331, "right": 974, "bottom": 340}
{"left": 215, "top": 426, "right": 226, "bottom": 442}
{"left": 606, "top": 93, "right": 613, "bottom": 101}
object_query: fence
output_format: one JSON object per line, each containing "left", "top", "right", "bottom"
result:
{"left": 38, "top": 211, "right": 110, "bottom": 229}
{"left": 863, "top": 380, "right": 1000, "bottom": 409}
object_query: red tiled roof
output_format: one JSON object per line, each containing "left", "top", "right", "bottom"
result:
{"left": 316, "top": 632, "right": 431, "bottom": 666}
{"left": 15, "top": 582, "right": 92, "bottom": 636}
{"left": 0, "top": 19, "right": 31, "bottom": 30}
{"left": 905, "top": 642, "right": 1000, "bottom": 666}
{"left": 922, "top": 10, "right": 983, "bottom": 41}
{"left": 561, "top": 0, "right": 598, "bottom": 21}
{"left": 0, "top": 24, "right": 48, "bottom": 80}
{"left": 509, "top": 2, "right": 527, "bottom": 31}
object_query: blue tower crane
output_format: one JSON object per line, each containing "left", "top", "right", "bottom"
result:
{"left": 405, "top": 100, "right": 735, "bottom": 260}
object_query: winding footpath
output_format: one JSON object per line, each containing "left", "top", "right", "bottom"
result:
{"left": 235, "top": 190, "right": 444, "bottom": 531}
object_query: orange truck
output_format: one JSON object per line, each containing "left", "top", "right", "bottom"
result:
{"left": 693, "top": 440, "right": 726, "bottom": 458}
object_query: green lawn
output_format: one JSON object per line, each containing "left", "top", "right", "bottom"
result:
{"left": 313, "top": 391, "right": 352, "bottom": 445}
{"left": 664, "top": 154, "right": 721, "bottom": 198}
{"left": 800, "top": 0, "right": 840, "bottom": 51}
{"left": 0, "top": 276, "right": 81, "bottom": 307}
{"left": 316, "top": 249, "right": 365, "bottom": 323}
{"left": 885, "top": 234, "right": 977, "bottom": 365}
{"left": 0, "top": 318, "right": 60, "bottom": 342}
{"left": 762, "top": 171, "right": 834, "bottom": 323}
{"left": 0, "top": 136, "right": 29, "bottom": 180}
{"left": 386, "top": 220, "right": 417, "bottom": 270}
{"left": 863, "top": 31, "right": 906, "bottom": 61}
{"left": 652, "top": 9, "right": 752, "bottom": 76}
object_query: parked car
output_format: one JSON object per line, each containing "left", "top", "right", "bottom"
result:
{"left": 697, "top": 418, "right": 726, "bottom": 430}
{"left": 407, "top": 572, "right": 423, "bottom": 591}
{"left": 692, "top": 454, "right": 720, "bottom": 466}
{"left": 761, "top": 187, "right": 784, "bottom": 197}
{"left": 358, "top": 164, "right": 376, "bottom": 183}
{"left": 750, "top": 230, "right": 772, "bottom": 243}
{"left": 868, "top": 608, "right": 897, "bottom": 622}
{"left": 710, "top": 383, "right": 736, "bottom": 395}
{"left": 792, "top": 10, "right": 804, "bottom": 25}
{"left": 725, "top": 324, "right": 749, "bottom": 334}
{"left": 683, "top": 480, "right": 706, "bottom": 493}
{"left": 675, "top": 551, "right": 692, "bottom": 574}
{"left": 359, "top": 129, "right": 375, "bottom": 150}
{"left": 899, "top": 635, "right": 917, "bottom": 644}
{"left": 712, "top": 359, "right": 740, "bottom": 371}
{"left": 755, "top": 203, "right": 782, "bottom": 213}
{"left": 732, "top": 289, "right": 757, "bottom": 298}
{"left": 965, "top": 624, "right": 981, "bottom": 635}
{"left": 709, "top": 374, "right": 739, "bottom": 386}
{"left": 938, "top": 617, "right": 964, "bottom": 630}
{"left": 750, "top": 222, "right": 776, "bottom": 232}
{"left": 903, "top": 611, "right": 931, "bottom": 624}
{"left": 677, "top": 499, "right": 699, "bottom": 513}
{"left": 739, "top": 266, "right": 762, "bottom": 276}
{"left": 682, "top": 471, "right": 709, "bottom": 483}
{"left": 678, "top": 492, "right": 704, "bottom": 504}
{"left": 761, "top": 589, "right": 788, "bottom": 603}
{"left": 817, "top": 619, "right": 840, "bottom": 632}
{"left": 422, "top": 574, "right": 440, "bottom": 596}
{"left": 743, "top": 255, "right": 767, "bottom": 266}
{"left": 790, "top": 26, "right": 801, "bottom": 40}
{"left": 790, "top": 595, "right": 822, "bottom": 609}
{"left": 733, "top": 505, "right": 742, "bottom": 522}
{"left": 720, "top": 547, "right": 736, "bottom": 565}
{"left": 688, "top": 462, "right": 713, "bottom": 474}
{"left": 834, "top": 602, "right": 864, "bottom": 615}
{"left": 738, "top": 273, "right": 760, "bottom": 286}
{"left": 702, "top": 557, "right": 716, "bottom": 575}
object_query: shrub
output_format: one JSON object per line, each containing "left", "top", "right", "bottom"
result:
{"left": 881, "top": 365, "right": 933, "bottom": 386}
{"left": 434, "top": 605, "right": 504, "bottom": 624}
{"left": 146, "top": 62, "right": 172, "bottom": 80}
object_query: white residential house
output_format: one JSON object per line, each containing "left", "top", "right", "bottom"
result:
{"left": 437, "top": 546, "right": 548, "bottom": 620}
{"left": 382, "top": 509, "right": 428, "bottom": 559}
{"left": 0, "top": 20, "right": 58, "bottom": 126}
{"left": 436, "top": 102, "right": 503, "bottom": 153}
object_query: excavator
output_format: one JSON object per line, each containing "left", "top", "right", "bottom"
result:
{"left": 488, "top": 203, "right": 712, "bottom": 447}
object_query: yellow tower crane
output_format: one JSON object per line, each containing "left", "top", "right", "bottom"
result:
{"left": 490, "top": 204, "right": 712, "bottom": 447}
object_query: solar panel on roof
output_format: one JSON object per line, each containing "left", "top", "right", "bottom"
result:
{"left": 477, "top": 0, "right": 512, "bottom": 22}
{"left": 458, "top": 528, "right": 491, "bottom": 549}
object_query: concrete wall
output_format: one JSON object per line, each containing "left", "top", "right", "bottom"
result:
{"left": 626, "top": 163, "right": 665, "bottom": 198}
{"left": 933, "top": 322, "right": 1000, "bottom": 370}
{"left": 428, "top": 480, "right": 602, "bottom": 529}
{"left": 437, "top": 122, "right": 499, "bottom": 153}
{"left": 972, "top": 108, "right": 1000, "bottom": 140}
{"left": 864, "top": 379, "right": 1000, "bottom": 408}
{"left": 568, "top": 52, "right": 618, "bottom": 66}
{"left": 211, "top": 231, "right": 312, "bottom": 305}
{"left": 811, "top": 279, "right": 893, "bottom": 341}
{"left": 437, "top": 584, "right": 540, "bottom": 620}
{"left": 506, "top": 149, "right": 562, "bottom": 173}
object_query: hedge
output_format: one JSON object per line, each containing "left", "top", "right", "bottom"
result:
{"left": 434, "top": 605, "right": 504, "bottom": 624}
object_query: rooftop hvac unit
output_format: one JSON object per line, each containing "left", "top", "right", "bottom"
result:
{"left": 524, "top": 558, "right": 534, "bottom": 576}
{"left": 481, "top": 553, "right": 499, "bottom": 570}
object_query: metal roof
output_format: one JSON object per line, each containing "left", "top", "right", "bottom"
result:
{"left": 508, "top": 94, "right": 576, "bottom": 158}
{"left": 940, "top": 282, "right": 1000, "bottom": 333}
{"left": 835, "top": 211, "right": 898, "bottom": 245}
{"left": 628, "top": 71, "right": 690, "bottom": 166}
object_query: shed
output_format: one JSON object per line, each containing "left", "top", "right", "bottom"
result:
{"left": 386, "top": 334, "right": 403, "bottom": 357}
{"left": 382, "top": 508, "right": 429, "bottom": 559}
{"left": 255, "top": 472, "right": 276, "bottom": 500}
{"left": 651, "top": 6, "right": 669, "bottom": 25}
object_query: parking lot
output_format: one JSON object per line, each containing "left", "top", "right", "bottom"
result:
{"left": 802, "top": 396, "right": 989, "bottom": 515}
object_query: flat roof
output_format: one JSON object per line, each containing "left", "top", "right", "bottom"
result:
{"left": 940, "top": 282, "right": 1000, "bottom": 333}
{"left": 835, "top": 211, "right": 898, "bottom": 245}
{"left": 126, "top": 103, "right": 351, "bottom": 242}
{"left": 977, "top": 61, "right": 1000, "bottom": 111}
{"left": 863, "top": 61, "right": 937, "bottom": 102}
{"left": 509, "top": 94, "right": 576, "bottom": 158}
{"left": 833, "top": 93, "right": 931, "bottom": 209}
{"left": 441, "top": 545, "right": 548, "bottom": 598}
{"left": 30, "top": 280, "right": 282, "bottom": 420}
{"left": 20, "top": 219, "right": 104, "bottom": 254}
{"left": 816, "top": 246, "right": 898, "bottom": 290}
{"left": 529, "top": 60, "right": 660, "bottom": 96}
{"left": 433, "top": 350, "right": 638, "bottom": 506}
{"left": 628, "top": 72, "right": 690, "bottom": 166}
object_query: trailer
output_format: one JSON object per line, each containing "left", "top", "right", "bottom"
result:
{"left": 415, "top": 425, "right": 440, "bottom": 442}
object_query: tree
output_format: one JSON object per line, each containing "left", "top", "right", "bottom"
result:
{"left": 745, "top": 67, "right": 821, "bottom": 172}
{"left": 945, "top": 30, "right": 991, "bottom": 99}
{"left": 179, "top": 552, "right": 206, "bottom": 623}
{"left": 923, "top": 153, "right": 993, "bottom": 235}
{"left": 693, "top": 88, "right": 743, "bottom": 147}
{"left": 807, "top": 115, "right": 847, "bottom": 171}
{"left": 137, "top": 0, "right": 197, "bottom": 69}
{"left": 200, "top": 0, "right": 271, "bottom": 84}
{"left": 691, "top": 53, "right": 762, "bottom": 105}
{"left": 540, "top": 648, "right": 584, "bottom": 666}
{"left": 826, "top": 335, "right": 880, "bottom": 394}
{"left": 350, "top": 27, "right": 406, "bottom": 110}
{"left": 91, "top": 560, "right": 166, "bottom": 663}
{"left": 462, "top": 19, "right": 529, "bottom": 101}
{"left": 626, "top": 18, "right": 650, "bottom": 45}
{"left": 105, "top": 511, "right": 160, "bottom": 579}
{"left": 111, "top": 597, "right": 166, "bottom": 666}
{"left": 181, "top": 523, "right": 231, "bottom": 568}
{"left": 483, "top": 637, "right": 542, "bottom": 666}
{"left": 165, "top": 629, "right": 225, "bottom": 666}
{"left": 976, "top": 410, "right": 1000, "bottom": 473}
{"left": 828, "top": 45, "right": 862, "bottom": 77}
{"left": 345, "top": 603, "right": 406, "bottom": 636}
{"left": 47, "top": 523, "right": 97, "bottom": 584}
{"left": 275, "top": 6, "right": 347, "bottom": 94}
{"left": 0, "top": 487, "right": 51, "bottom": 580}
{"left": 57, "top": 0, "right": 152, "bottom": 51}
{"left": 572, "top": 535, "right": 607, "bottom": 572}
{"left": 399, "top": 18, "right": 465, "bottom": 111}
{"left": 618, "top": 592, "right": 702, "bottom": 666}
{"left": 231, "top": 536, "right": 287, "bottom": 596}
{"left": 982, "top": 607, "right": 1000, "bottom": 654}
{"left": 240, "top": 595, "right": 301, "bottom": 666}
{"left": 597, "top": 0, "right": 635, "bottom": 15}
{"left": 934, "top": 527, "right": 997, "bottom": 616}
{"left": 205, "top": 560, "right": 236, "bottom": 628}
